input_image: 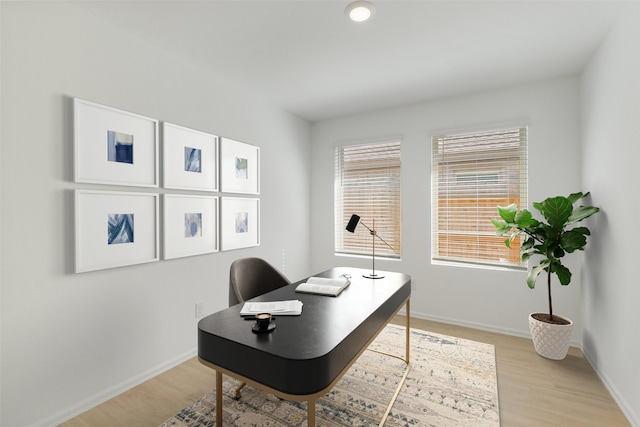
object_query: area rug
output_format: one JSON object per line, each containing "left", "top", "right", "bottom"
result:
{"left": 161, "top": 324, "right": 500, "bottom": 426}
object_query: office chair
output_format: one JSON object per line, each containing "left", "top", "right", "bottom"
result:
{"left": 229, "top": 257, "right": 291, "bottom": 306}
{"left": 228, "top": 257, "right": 291, "bottom": 398}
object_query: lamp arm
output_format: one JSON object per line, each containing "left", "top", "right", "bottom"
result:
{"left": 358, "top": 220, "right": 396, "bottom": 252}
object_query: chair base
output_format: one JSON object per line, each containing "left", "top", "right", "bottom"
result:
{"left": 234, "top": 382, "right": 247, "bottom": 399}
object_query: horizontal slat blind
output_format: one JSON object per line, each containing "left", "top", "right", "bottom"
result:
{"left": 335, "top": 141, "right": 401, "bottom": 258}
{"left": 432, "top": 127, "right": 527, "bottom": 268}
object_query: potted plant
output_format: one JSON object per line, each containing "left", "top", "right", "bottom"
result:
{"left": 492, "top": 192, "right": 600, "bottom": 359}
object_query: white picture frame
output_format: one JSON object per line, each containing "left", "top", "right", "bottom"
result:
{"left": 75, "top": 190, "right": 159, "bottom": 273}
{"left": 74, "top": 97, "right": 159, "bottom": 187}
{"left": 220, "top": 197, "right": 260, "bottom": 251}
{"left": 163, "top": 194, "right": 219, "bottom": 260}
{"left": 163, "top": 122, "right": 218, "bottom": 191}
{"left": 220, "top": 138, "right": 260, "bottom": 194}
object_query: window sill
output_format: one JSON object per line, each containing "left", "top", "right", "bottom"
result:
{"left": 431, "top": 258, "right": 526, "bottom": 272}
{"left": 334, "top": 252, "right": 402, "bottom": 262}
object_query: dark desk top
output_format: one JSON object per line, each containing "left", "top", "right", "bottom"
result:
{"left": 198, "top": 267, "right": 411, "bottom": 395}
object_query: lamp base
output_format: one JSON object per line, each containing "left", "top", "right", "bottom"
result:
{"left": 363, "top": 273, "right": 385, "bottom": 279}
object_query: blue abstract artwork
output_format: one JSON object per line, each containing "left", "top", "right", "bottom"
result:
{"left": 184, "top": 146, "right": 202, "bottom": 173}
{"left": 107, "top": 131, "right": 134, "bottom": 164}
{"left": 108, "top": 213, "right": 134, "bottom": 245}
{"left": 235, "top": 157, "right": 248, "bottom": 179}
{"left": 185, "top": 213, "right": 202, "bottom": 238}
{"left": 235, "top": 212, "right": 248, "bottom": 233}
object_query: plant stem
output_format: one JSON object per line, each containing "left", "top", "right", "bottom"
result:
{"left": 518, "top": 227, "right": 544, "bottom": 245}
{"left": 548, "top": 263, "right": 553, "bottom": 321}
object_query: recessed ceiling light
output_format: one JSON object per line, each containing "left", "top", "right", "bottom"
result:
{"left": 345, "top": 1, "right": 376, "bottom": 22}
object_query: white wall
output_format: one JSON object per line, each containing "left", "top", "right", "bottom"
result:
{"left": 311, "top": 76, "right": 584, "bottom": 341}
{"left": 581, "top": 3, "right": 640, "bottom": 425}
{"left": 3, "top": 1, "right": 637, "bottom": 426}
{"left": 0, "top": 3, "right": 4, "bottom": 422}
{"left": 0, "top": 3, "right": 311, "bottom": 426}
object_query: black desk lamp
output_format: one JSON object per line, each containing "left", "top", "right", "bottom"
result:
{"left": 346, "top": 214, "right": 395, "bottom": 279}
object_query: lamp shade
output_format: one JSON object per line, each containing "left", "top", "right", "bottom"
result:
{"left": 346, "top": 214, "right": 361, "bottom": 233}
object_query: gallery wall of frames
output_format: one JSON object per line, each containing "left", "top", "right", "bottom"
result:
{"left": 73, "top": 97, "right": 260, "bottom": 273}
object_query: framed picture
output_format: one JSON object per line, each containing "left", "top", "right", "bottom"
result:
{"left": 75, "top": 190, "right": 159, "bottom": 273}
{"left": 163, "top": 122, "right": 218, "bottom": 191}
{"left": 220, "top": 138, "right": 260, "bottom": 194}
{"left": 74, "top": 97, "right": 159, "bottom": 187}
{"left": 163, "top": 194, "right": 219, "bottom": 260}
{"left": 220, "top": 197, "right": 260, "bottom": 251}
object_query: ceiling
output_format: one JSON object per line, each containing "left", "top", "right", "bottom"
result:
{"left": 77, "top": 1, "right": 628, "bottom": 122}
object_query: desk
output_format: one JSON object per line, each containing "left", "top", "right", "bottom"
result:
{"left": 198, "top": 267, "right": 411, "bottom": 426}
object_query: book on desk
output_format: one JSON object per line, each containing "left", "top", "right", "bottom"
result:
{"left": 240, "top": 299, "right": 303, "bottom": 316}
{"left": 294, "top": 276, "right": 351, "bottom": 296}
{"left": 238, "top": 277, "right": 351, "bottom": 319}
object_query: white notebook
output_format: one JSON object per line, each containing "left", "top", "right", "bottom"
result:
{"left": 295, "top": 276, "right": 351, "bottom": 297}
{"left": 240, "top": 299, "right": 303, "bottom": 316}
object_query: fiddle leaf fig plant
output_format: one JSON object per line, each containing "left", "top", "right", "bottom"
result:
{"left": 491, "top": 192, "right": 600, "bottom": 323}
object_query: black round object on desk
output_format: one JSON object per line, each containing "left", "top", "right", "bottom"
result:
{"left": 252, "top": 321, "right": 276, "bottom": 333}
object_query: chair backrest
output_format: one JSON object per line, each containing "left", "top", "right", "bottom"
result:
{"left": 229, "top": 257, "right": 291, "bottom": 306}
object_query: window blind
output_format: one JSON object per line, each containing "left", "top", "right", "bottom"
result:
{"left": 335, "top": 141, "right": 401, "bottom": 258}
{"left": 431, "top": 127, "right": 527, "bottom": 268}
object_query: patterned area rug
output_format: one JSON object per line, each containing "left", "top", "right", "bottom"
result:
{"left": 161, "top": 324, "right": 499, "bottom": 426}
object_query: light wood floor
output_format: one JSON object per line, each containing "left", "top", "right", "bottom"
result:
{"left": 61, "top": 316, "right": 631, "bottom": 426}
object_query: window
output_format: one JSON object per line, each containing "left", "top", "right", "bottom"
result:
{"left": 335, "top": 140, "right": 401, "bottom": 258}
{"left": 431, "top": 127, "right": 527, "bottom": 268}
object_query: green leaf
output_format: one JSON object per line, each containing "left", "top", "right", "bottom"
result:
{"left": 532, "top": 201, "right": 544, "bottom": 214}
{"left": 552, "top": 262, "right": 572, "bottom": 285}
{"left": 491, "top": 218, "right": 507, "bottom": 228}
{"left": 515, "top": 209, "right": 538, "bottom": 228}
{"left": 571, "top": 226, "right": 591, "bottom": 236}
{"left": 540, "top": 197, "right": 573, "bottom": 228}
{"left": 498, "top": 204, "right": 517, "bottom": 223}
{"left": 567, "top": 192, "right": 588, "bottom": 204}
{"left": 527, "top": 261, "right": 549, "bottom": 289}
{"left": 496, "top": 227, "right": 511, "bottom": 237}
{"left": 568, "top": 206, "right": 600, "bottom": 223}
{"left": 521, "top": 237, "right": 535, "bottom": 251}
{"left": 561, "top": 229, "right": 588, "bottom": 252}
{"left": 491, "top": 219, "right": 512, "bottom": 236}
{"left": 504, "top": 238, "right": 511, "bottom": 248}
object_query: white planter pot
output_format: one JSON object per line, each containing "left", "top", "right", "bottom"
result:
{"left": 528, "top": 313, "right": 574, "bottom": 360}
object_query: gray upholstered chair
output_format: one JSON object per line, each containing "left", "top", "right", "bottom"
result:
{"left": 229, "top": 257, "right": 291, "bottom": 306}
{"left": 228, "top": 257, "right": 291, "bottom": 398}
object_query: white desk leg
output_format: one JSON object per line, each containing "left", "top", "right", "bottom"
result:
{"left": 216, "top": 371, "right": 223, "bottom": 425}
{"left": 308, "top": 398, "right": 316, "bottom": 426}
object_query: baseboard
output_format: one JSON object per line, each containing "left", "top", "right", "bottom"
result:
{"left": 400, "top": 308, "right": 531, "bottom": 340}
{"left": 399, "top": 308, "right": 581, "bottom": 347}
{"left": 582, "top": 348, "right": 639, "bottom": 427}
{"left": 33, "top": 349, "right": 197, "bottom": 427}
